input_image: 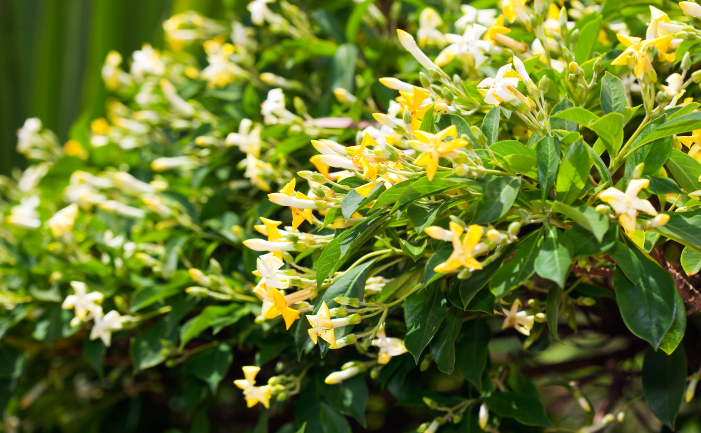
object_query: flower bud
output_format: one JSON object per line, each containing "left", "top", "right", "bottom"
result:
{"left": 682, "top": 52, "right": 692, "bottom": 71}
{"left": 570, "top": 29, "right": 580, "bottom": 46}
{"left": 650, "top": 214, "right": 670, "bottom": 228}
{"left": 470, "top": 126, "right": 487, "bottom": 147}
{"left": 417, "top": 422, "right": 430, "bottom": 433}
{"left": 403, "top": 109, "right": 412, "bottom": 125}
{"left": 185, "top": 286, "right": 210, "bottom": 297}
{"left": 693, "top": 70, "right": 701, "bottom": 83}
{"left": 294, "top": 96, "right": 308, "bottom": 117}
{"left": 616, "top": 411, "right": 625, "bottom": 422}
{"left": 442, "top": 87, "right": 454, "bottom": 103}
{"left": 334, "top": 296, "right": 360, "bottom": 307}
{"left": 452, "top": 413, "right": 462, "bottom": 424}
{"left": 422, "top": 397, "right": 438, "bottom": 409}
{"left": 330, "top": 306, "right": 348, "bottom": 317}
{"left": 277, "top": 391, "right": 290, "bottom": 401}
{"left": 632, "top": 163, "right": 645, "bottom": 179}
{"left": 370, "top": 366, "right": 381, "bottom": 379}
{"left": 347, "top": 313, "right": 362, "bottom": 325}
{"left": 593, "top": 57, "right": 603, "bottom": 74}
{"left": 420, "top": 354, "right": 432, "bottom": 371}
{"left": 189, "top": 269, "right": 212, "bottom": 287}
{"left": 335, "top": 334, "right": 358, "bottom": 348}
{"left": 562, "top": 47, "right": 574, "bottom": 63}
{"left": 428, "top": 68, "right": 443, "bottom": 81}
{"left": 595, "top": 204, "right": 610, "bottom": 215}
{"left": 458, "top": 268, "right": 473, "bottom": 280}
{"left": 419, "top": 72, "right": 431, "bottom": 89}
{"left": 534, "top": 312, "right": 546, "bottom": 323}
{"left": 508, "top": 221, "right": 521, "bottom": 236}
{"left": 479, "top": 404, "right": 489, "bottom": 430}
{"left": 686, "top": 374, "right": 698, "bottom": 402}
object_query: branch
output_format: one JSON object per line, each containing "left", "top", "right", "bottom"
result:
{"left": 650, "top": 247, "right": 701, "bottom": 315}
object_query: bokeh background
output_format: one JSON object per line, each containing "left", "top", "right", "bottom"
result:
{"left": 0, "top": 0, "right": 238, "bottom": 176}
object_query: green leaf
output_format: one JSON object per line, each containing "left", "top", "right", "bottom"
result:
{"left": 681, "top": 246, "right": 701, "bottom": 275}
{"left": 431, "top": 305, "right": 463, "bottom": 374}
{"left": 551, "top": 201, "right": 609, "bottom": 242}
{"left": 324, "top": 376, "right": 369, "bottom": 427}
{"left": 491, "top": 140, "right": 538, "bottom": 178}
{"left": 551, "top": 96, "right": 577, "bottom": 132}
{"left": 439, "top": 113, "right": 477, "bottom": 144}
{"left": 345, "top": 0, "right": 372, "bottom": 44}
{"left": 482, "top": 106, "right": 500, "bottom": 146}
{"left": 652, "top": 210, "right": 701, "bottom": 252}
{"left": 573, "top": 14, "right": 602, "bottom": 64}
{"left": 341, "top": 183, "right": 383, "bottom": 222}
{"left": 0, "top": 345, "right": 26, "bottom": 379}
{"left": 484, "top": 392, "right": 554, "bottom": 428}
{"left": 546, "top": 285, "right": 563, "bottom": 342}
{"left": 179, "top": 304, "right": 239, "bottom": 349}
{"left": 642, "top": 345, "right": 687, "bottom": 429}
{"left": 459, "top": 243, "right": 517, "bottom": 306}
{"left": 465, "top": 288, "right": 496, "bottom": 315}
{"left": 564, "top": 224, "right": 617, "bottom": 258}
{"left": 644, "top": 176, "right": 682, "bottom": 194}
{"left": 536, "top": 135, "right": 559, "bottom": 202}
{"left": 405, "top": 284, "right": 447, "bottom": 363}
{"left": 131, "top": 320, "right": 175, "bottom": 373}
{"left": 588, "top": 142, "right": 613, "bottom": 185}
{"left": 534, "top": 225, "right": 572, "bottom": 288}
{"left": 395, "top": 174, "right": 481, "bottom": 210}
{"left": 472, "top": 176, "right": 521, "bottom": 224}
{"left": 401, "top": 237, "right": 427, "bottom": 262}
{"left": 183, "top": 343, "right": 233, "bottom": 393}
{"left": 638, "top": 111, "right": 701, "bottom": 147}
{"left": 608, "top": 241, "right": 641, "bottom": 283}
{"left": 601, "top": 72, "right": 627, "bottom": 115}
{"left": 624, "top": 137, "right": 673, "bottom": 185}
{"left": 330, "top": 44, "right": 357, "bottom": 92}
{"left": 370, "top": 178, "right": 418, "bottom": 211}
{"left": 659, "top": 293, "right": 686, "bottom": 356}
{"left": 587, "top": 113, "right": 624, "bottom": 155}
{"left": 424, "top": 244, "right": 453, "bottom": 286}
{"left": 315, "top": 214, "right": 388, "bottom": 287}
{"left": 320, "top": 403, "right": 352, "bottom": 433}
{"left": 490, "top": 230, "right": 543, "bottom": 297}
{"left": 457, "top": 320, "right": 491, "bottom": 391}
{"left": 551, "top": 107, "right": 599, "bottom": 125}
{"left": 555, "top": 140, "right": 592, "bottom": 204}
{"left": 665, "top": 149, "right": 701, "bottom": 194}
{"left": 419, "top": 105, "right": 435, "bottom": 132}
{"left": 613, "top": 238, "right": 677, "bottom": 349}
{"left": 83, "top": 334, "right": 106, "bottom": 377}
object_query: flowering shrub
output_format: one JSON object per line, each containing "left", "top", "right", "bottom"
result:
{"left": 4, "top": 0, "right": 701, "bottom": 432}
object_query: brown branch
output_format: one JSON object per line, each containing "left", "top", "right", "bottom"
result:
{"left": 572, "top": 265, "right": 614, "bottom": 278}
{"left": 650, "top": 247, "right": 701, "bottom": 315}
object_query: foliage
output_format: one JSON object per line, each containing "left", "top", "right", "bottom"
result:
{"left": 3, "top": 0, "right": 701, "bottom": 432}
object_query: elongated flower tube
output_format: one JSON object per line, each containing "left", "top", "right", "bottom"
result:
{"left": 680, "top": 1, "right": 701, "bottom": 18}
{"left": 48, "top": 203, "right": 79, "bottom": 237}
{"left": 267, "top": 179, "right": 315, "bottom": 230}
{"left": 396, "top": 29, "right": 439, "bottom": 70}
{"left": 378, "top": 77, "right": 416, "bottom": 92}
{"left": 371, "top": 325, "right": 407, "bottom": 364}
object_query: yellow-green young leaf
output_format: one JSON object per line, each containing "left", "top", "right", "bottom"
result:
{"left": 665, "top": 149, "right": 701, "bottom": 194}
{"left": 555, "top": 140, "right": 592, "bottom": 204}
{"left": 551, "top": 107, "right": 599, "bottom": 126}
{"left": 659, "top": 293, "right": 686, "bottom": 356}
{"left": 431, "top": 306, "right": 463, "bottom": 374}
{"left": 502, "top": 154, "right": 538, "bottom": 178}
{"left": 642, "top": 345, "right": 687, "bottom": 429}
{"left": 484, "top": 392, "right": 554, "bottom": 428}
{"left": 456, "top": 320, "right": 491, "bottom": 391}
{"left": 341, "top": 183, "right": 383, "bottom": 222}
{"left": 490, "top": 229, "right": 543, "bottom": 297}
{"left": 481, "top": 106, "right": 500, "bottom": 146}
{"left": 419, "top": 105, "right": 435, "bottom": 132}
{"left": 394, "top": 172, "right": 482, "bottom": 210}
{"left": 613, "top": 238, "right": 676, "bottom": 349}
{"left": 472, "top": 176, "right": 521, "bottom": 224}
{"left": 405, "top": 283, "right": 447, "bottom": 363}
{"left": 534, "top": 225, "right": 573, "bottom": 288}
{"left": 681, "top": 246, "right": 701, "bottom": 276}
{"left": 536, "top": 135, "right": 559, "bottom": 201}
{"left": 424, "top": 244, "right": 453, "bottom": 286}
{"left": 370, "top": 178, "right": 418, "bottom": 211}
{"left": 601, "top": 72, "right": 627, "bottom": 115}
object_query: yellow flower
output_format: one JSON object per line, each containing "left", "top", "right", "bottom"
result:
{"left": 598, "top": 179, "right": 657, "bottom": 234}
{"left": 611, "top": 34, "right": 672, "bottom": 78}
{"left": 408, "top": 125, "right": 467, "bottom": 181}
{"left": 259, "top": 217, "right": 286, "bottom": 260}
{"left": 91, "top": 118, "right": 109, "bottom": 135}
{"left": 260, "top": 286, "right": 301, "bottom": 329}
{"left": 426, "top": 222, "right": 484, "bottom": 272}
{"left": 275, "top": 179, "right": 314, "bottom": 231}
{"left": 398, "top": 87, "right": 431, "bottom": 130}
{"left": 306, "top": 301, "right": 337, "bottom": 348}
{"left": 501, "top": 299, "right": 535, "bottom": 336}
{"left": 678, "top": 130, "right": 701, "bottom": 161}
{"left": 234, "top": 366, "right": 272, "bottom": 408}
{"left": 500, "top": 0, "right": 528, "bottom": 24}
{"left": 484, "top": 15, "right": 510, "bottom": 44}
{"left": 64, "top": 140, "right": 88, "bottom": 159}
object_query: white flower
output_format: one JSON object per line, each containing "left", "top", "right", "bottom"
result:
{"left": 160, "top": 79, "right": 195, "bottom": 117}
{"left": 64, "top": 184, "right": 107, "bottom": 208}
{"left": 62, "top": 282, "right": 104, "bottom": 321}
{"left": 397, "top": 29, "right": 439, "bottom": 70}
{"left": 100, "top": 201, "right": 146, "bottom": 219}
{"left": 142, "top": 196, "right": 172, "bottom": 217}
{"left": 201, "top": 40, "right": 240, "bottom": 88}
{"left": 456, "top": 5, "right": 498, "bottom": 28}
{"left": 267, "top": 193, "right": 320, "bottom": 209}
{"left": 48, "top": 203, "right": 79, "bottom": 237}
{"left": 231, "top": 22, "right": 256, "bottom": 51}
{"left": 371, "top": 325, "right": 407, "bottom": 364}
{"left": 663, "top": 73, "right": 685, "bottom": 108}
{"left": 16, "top": 118, "right": 43, "bottom": 155}
{"left": 325, "top": 366, "right": 363, "bottom": 384}
{"left": 243, "top": 238, "right": 296, "bottom": 252}
{"left": 365, "top": 276, "right": 391, "bottom": 295}
{"left": 130, "top": 44, "right": 166, "bottom": 80}
{"left": 5, "top": 196, "right": 41, "bottom": 229}
{"left": 598, "top": 179, "right": 657, "bottom": 233}
{"left": 248, "top": 0, "right": 276, "bottom": 26}
{"left": 226, "top": 119, "right": 263, "bottom": 156}
{"left": 435, "top": 24, "right": 491, "bottom": 68}
{"left": 477, "top": 63, "right": 522, "bottom": 105}
{"left": 378, "top": 77, "right": 416, "bottom": 92}
{"left": 90, "top": 310, "right": 124, "bottom": 347}
{"left": 18, "top": 163, "right": 50, "bottom": 192}
{"left": 501, "top": 299, "right": 535, "bottom": 336}
{"left": 113, "top": 172, "right": 155, "bottom": 195}
{"left": 417, "top": 8, "right": 445, "bottom": 46}
{"left": 310, "top": 139, "right": 349, "bottom": 156}
{"left": 151, "top": 156, "right": 192, "bottom": 172}
{"left": 311, "top": 154, "right": 358, "bottom": 171}
{"left": 261, "top": 88, "right": 295, "bottom": 124}
{"left": 254, "top": 253, "right": 289, "bottom": 289}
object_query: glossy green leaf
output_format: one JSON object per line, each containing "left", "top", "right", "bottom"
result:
{"left": 601, "top": 72, "right": 627, "bottom": 115}
{"left": 613, "top": 238, "right": 676, "bottom": 349}
{"left": 490, "top": 230, "right": 543, "bottom": 297}
{"left": 456, "top": 320, "right": 491, "bottom": 391}
{"left": 652, "top": 210, "right": 701, "bottom": 252}
{"left": 666, "top": 148, "right": 701, "bottom": 194}
{"left": 419, "top": 105, "right": 435, "bottom": 132}
{"left": 551, "top": 201, "right": 609, "bottom": 242}
{"left": 324, "top": 376, "right": 368, "bottom": 427}
{"left": 180, "top": 304, "right": 239, "bottom": 349}
{"left": 659, "top": 293, "right": 686, "bottom": 356}
{"left": 564, "top": 224, "right": 617, "bottom": 258}
{"left": 546, "top": 284, "right": 563, "bottom": 342}
{"left": 132, "top": 320, "right": 175, "bottom": 373}
{"left": 642, "top": 345, "right": 687, "bottom": 429}
{"left": 637, "top": 111, "right": 701, "bottom": 147}
{"left": 536, "top": 135, "right": 559, "bottom": 201}
{"left": 534, "top": 225, "right": 572, "bottom": 288}
{"left": 551, "top": 107, "right": 599, "bottom": 125}
{"left": 482, "top": 106, "right": 500, "bottom": 146}
{"left": 587, "top": 112, "right": 624, "bottom": 155}
{"left": 405, "top": 284, "right": 447, "bottom": 363}
{"left": 184, "top": 343, "right": 233, "bottom": 393}
{"left": 424, "top": 245, "right": 453, "bottom": 286}
{"left": 555, "top": 140, "right": 592, "bottom": 204}
{"left": 484, "top": 392, "right": 554, "bottom": 428}
{"left": 341, "top": 183, "right": 383, "bottom": 222}
{"left": 681, "top": 246, "right": 701, "bottom": 276}
{"left": 472, "top": 176, "right": 521, "bottom": 224}
{"left": 83, "top": 335, "right": 106, "bottom": 377}
{"left": 573, "top": 14, "right": 602, "bottom": 64}
{"left": 550, "top": 96, "right": 577, "bottom": 132}
{"left": 431, "top": 305, "right": 463, "bottom": 374}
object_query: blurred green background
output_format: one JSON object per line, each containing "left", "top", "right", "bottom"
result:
{"left": 0, "top": 0, "right": 234, "bottom": 176}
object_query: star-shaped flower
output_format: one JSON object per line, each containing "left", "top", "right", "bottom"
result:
{"left": 435, "top": 24, "right": 492, "bottom": 68}
{"left": 256, "top": 285, "right": 301, "bottom": 329}
{"left": 62, "top": 281, "right": 104, "bottom": 321}
{"left": 598, "top": 179, "right": 657, "bottom": 233}
{"left": 408, "top": 125, "right": 466, "bottom": 181}
{"left": 611, "top": 34, "right": 672, "bottom": 78}
{"left": 678, "top": 130, "right": 701, "bottom": 161}
{"left": 501, "top": 299, "right": 535, "bottom": 336}
{"left": 267, "top": 179, "right": 315, "bottom": 230}
{"left": 234, "top": 366, "right": 273, "bottom": 408}
{"left": 397, "top": 87, "right": 431, "bottom": 130}
{"left": 253, "top": 252, "right": 289, "bottom": 289}
{"left": 371, "top": 325, "right": 408, "bottom": 364}
{"left": 90, "top": 309, "right": 124, "bottom": 347}
{"left": 306, "top": 301, "right": 338, "bottom": 348}
{"left": 477, "top": 63, "right": 528, "bottom": 107}
{"left": 426, "top": 222, "right": 485, "bottom": 273}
